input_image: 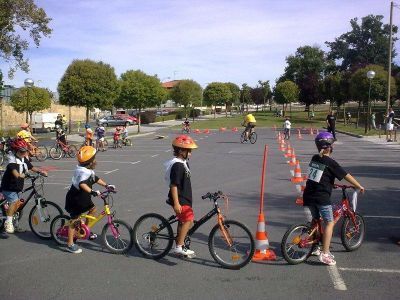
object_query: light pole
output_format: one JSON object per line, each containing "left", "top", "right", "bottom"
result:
{"left": 365, "top": 70, "right": 375, "bottom": 133}
{"left": 24, "top": 78, "right": 34, "bottom": 124}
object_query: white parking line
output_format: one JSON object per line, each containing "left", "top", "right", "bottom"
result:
{"left": 45, "top": 169, "right": 108, "bottom": 173}
{"left": 104, "top": 169, "right": 119, "bottom": 174}
{"left": 130, "top": 161, "right": 141, "bottom": 165}
{"left": 164, "top": 150, "right": 170, "bottom": 152}
{"left": 364, "top": 215, "right": 400, "bottom": 219}
{"left": 339, "top": 267, "right": 400, "bottom": 274}
{"left": 151, "top": 154, "right": 159, "bottom": 158}
{"left": 327, "top": 265, "right": 347, "bottom": 291}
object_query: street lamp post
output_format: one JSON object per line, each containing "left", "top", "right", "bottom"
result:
{"left": 24, "top": 78, "right": 34, "bottom": 124}
{"left": 365, "top": 70, "right": 376, "bottom": 134}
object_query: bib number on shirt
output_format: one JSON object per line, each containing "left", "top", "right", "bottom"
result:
{"left": 307, "top": 161, "right": 326, "bottom": 183}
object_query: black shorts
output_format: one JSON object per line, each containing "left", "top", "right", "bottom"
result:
{"left": 245, "top": 123, "right": 256, "bottom": 131}
{"left": 67, "top": 202, "right": 95, "bottom": 219}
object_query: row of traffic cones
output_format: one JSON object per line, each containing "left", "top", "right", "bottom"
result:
{"left": 192, "top": 128, "right": 239, "bottom": 134}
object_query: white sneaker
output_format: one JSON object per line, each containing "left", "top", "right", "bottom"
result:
{"left": 4, "top": 221, "right": 14, "bottom": 234}
{"left": 172, "top": 246, "right": 195, "bottom": 257}
{"left": 311, "top": 246, "right": 321, "bottom": 256}
{"left": 319, "top": 253, "right": 336, "bottom": 266}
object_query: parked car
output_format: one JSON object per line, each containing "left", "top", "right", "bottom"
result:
{"left": 97, "top": 115, "right": 137, "bottom": 127}
{"left": 118, "top": 114, "right": 138, "bottom": 123}
{"left": 156, "top": 110, "right": 169, "bottom": 116}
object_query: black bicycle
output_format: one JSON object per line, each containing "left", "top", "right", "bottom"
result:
{"left": 132, "top": 191, "right": 255, "bottom": 269}
{"left": 0, "top": 172, "right": 63, "bottom": 239}
{"left": 240, "top": 128, "right": 257, "bottom": 144}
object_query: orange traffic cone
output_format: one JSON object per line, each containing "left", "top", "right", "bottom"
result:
{"left": 273, "top": 124, "right": 277, "bottom": 131}
{"left": 291, "top": 160, "right": 304, "bottom": 183}
{"left": 288, "top": 149, "right": 297, "bottom": 166}
{"left": 295, "top": 196, "right": 304, "bottom": 206}
{"left": 232, "top": 127, "right": 238, "bottom": 132}
{"left": 203, "top": 129, "right": 210, "bottom": 134}
{"left": 252, "top": 212, "right": 276, "bottom": 261}
{"left": 297, "top": 128, "right": 303, "bottom": 140}
{"left": 219, "top": 127, "right": 226, "bottom": 132}
{"left": 284, "top": 144, "right": 292, "bottom": 157}
{"left": 194, "top": 129, "right": 200, "bottom": 134}
{"left": 279, "top": 139, "right": 286, "bottom": 152}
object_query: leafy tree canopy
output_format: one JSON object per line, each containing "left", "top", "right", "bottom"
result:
{"left": 10, "top": 86, "right": 51, "bottom": 121}
{"left": 225, "top": 82, "right": 240, "bottom": 105}
{"left": 322, "top": 71, "right": 351, "bottom": 107}
{"left": 203, "top": 82, "right": 231, "bottom": 107}
{"left": 240, "top": 83, "right": 252, "bottom": 105}
{"left": 0, "top": 0, "right": 52, "bottom": 78}
{"left": 350, "top": 64, "right": 396, "bottom": 103}
{"left": 274, "top": 80, "right": 300, "bottom": 105}
{"left": 170, "top": 79, "right": 202, "bottom": 108}
{"left": 326, "top": 15, "right": 398, "bottom": 71}
{"left": 58, "top": 59, "right": 119, "bottom": 121}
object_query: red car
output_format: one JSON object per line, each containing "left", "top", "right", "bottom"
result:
{"left": 116, "top": 114, "right": 138, "bottom": 125}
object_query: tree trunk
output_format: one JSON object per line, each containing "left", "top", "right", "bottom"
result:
{"left": 343, "top": 103, "right": 346, "bottom": 125}
{"left": 289, "top": 103, "right": 292, "bottom": 118}
{"left": 356, "top": 101, "right": 361, "bottom": 128}
{"left": 25, "top": 112, "right": 29, "bottom": 123}
{"left": 213, "top": 105, "right": 216, "bottom": 119}
{"left": 192, "top": 106, "right": 195, "bottom": 122}
{"left": 29, "top": 112, "right": 33, "bottom": 127}
{"left": 86, "top": 107, "right": 90, "bottom": 124}
{"left": 137, "top": 108, "right": 141, "bottom": 133}
{"left": 225, "top": 103, "right": 228, "bottom": 117}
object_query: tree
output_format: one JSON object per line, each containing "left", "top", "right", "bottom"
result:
{"left": 257, "top": 80, "right": 272, "bottom": 110}
{"left": 250, "top": 87, "right": 264, "bottom": 111}
{"left": 274, "top": 81, "right": 300, "bottom": 116}
{"left": 58, "top": 59, "right": 119, "bottom": 123}
{"left": 10, "top": 86, "right": 51, "bottom": 124}
{"left": 326, "top": 15, "right": 398, "bottom": 71}
{"left": 170, "top": 79, "right": 202, "bottom": 116}
{"left": 118, "top": 70, "right": 166, "bottom": 133}
{"left": 240, "top": 83, "right": 252, "bottom": 112}
{"left": 281, "top": 46, "right": 328, "bottom": 109}
{"left": 0, "top": 0, "right": 52, "bottom": 78}
{"left": 225, "top": 82, "right": 240, "bottom": 115}
{"left": 203, "top": 82, "right": 231, "bottom": 118}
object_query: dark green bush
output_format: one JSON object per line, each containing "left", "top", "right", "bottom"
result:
{"left": 189, "top": 109, "right": 201, "bottom": 118}
{"left": 139, "top": 111, "right": 157, "bottom": 124}
{"left": 175, "top": 110, "right": 185, "bottom": 120}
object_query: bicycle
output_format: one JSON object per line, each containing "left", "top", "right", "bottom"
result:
{"left": 113, "top": 137, "right": 122, "bottom": 149}
{"left": 121, "top": 136, "right": 132, "bottom": 146}
{"left": 132, "top": 191, "right": 255, "bottom": 269}
{"left": 182, "top": 125, "right": 190, "bottom": 134}
{"left": 95, "top": 138, "right": 108, "bottom": 151}
{"left": 29, "top": 141, "right": 48, "bottom": 161}
{"left": 281, "top": 184, "right": 365, "bottom": 265}
{"left": 50, "top": 188, "right": 133, "bottom": 254}
{"left": 0, "top": 137, "right": 12, "bottom": 165}
{"left": 49, "top": 139, "right": 78, "bottom": 160}
{"left": 240, "top": 127, "right": 257, "bottom": 144}
{"left": 0, "top": 172, "right": 63, "bottom": 239}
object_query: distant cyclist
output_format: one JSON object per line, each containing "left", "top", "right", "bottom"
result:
{"left": 17, "top": 123, "right": 37, "bottom": 154}
{"left": 303, "top": 132, "right": 364, "bottom": 266}
{"left": 55, "top": 125, "right": 67, "bottom": 145}
{"left": 95, "top": 125, "right": 106, "bottom": 151}
{"left": 85, "top": 124, "right": 94, "bottom": 146}
{"left": 242, "top": 113, "right": 256, "bottom": 141}
{"left": 182, "top": 118, "right": 190, "bottom": 133}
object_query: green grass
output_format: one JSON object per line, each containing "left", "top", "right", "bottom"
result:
{"left": 174, "top": 110, "right": 381, "bottom": 136}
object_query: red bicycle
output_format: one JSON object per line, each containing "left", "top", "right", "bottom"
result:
{"left": 281, "top": 184, "right": 365, "bottom": 264}
{"left": 49, "top": 139, "right": 78, "bottom": 160}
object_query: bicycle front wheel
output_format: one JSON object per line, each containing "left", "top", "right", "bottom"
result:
{"left": 250, "top": 132, "right": 257, "bottom": 144}
{"left": 208, "top": 220, "right": 255, "bottom": 269}
{"left": 240, "top": 132, "right": 246, "bottom": 143}
{"left": 132, "top": 213, "right": 174, "bottom": 259}
{"left": 50, "top": 214, "right": 71, "bottom": 246}
{"left": 67, "top": 145, "right": 78, "bottom": 158}
{"left": 341, "top": 213, "right": 365, "bottom": 251}
{"left": 281, "top": 224, "right": 314, "bottom": 265}
{"left": 124, "top": 139, "right": 132, "bottom": 146}
{"left": 49, "top": 146, "right": 62, "bottom": 160}
{"left": 29, "top": 200, "right": 63, "bottom": 239}
{"left": 101, "top": 219, "right": 133, "bottom": 254}
{"left": 35, "top": 146, "right": 48, "bottom": 161}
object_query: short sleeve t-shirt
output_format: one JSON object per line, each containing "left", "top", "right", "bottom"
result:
{"left": 303, "top": 155, "right": 347, "bottom": 206}
{"left": 1, "top": 157, "right": 33, "bottom": 192}
{"left": 167, "top": 162, "right": 192, "bottom": 207}
{"left": 388, "top": 112, "right": 395, "bottom": 124}
{"left": 326, "top": 115, "right": 336, "bottom": 128}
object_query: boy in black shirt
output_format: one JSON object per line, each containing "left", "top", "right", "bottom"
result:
{"left": 164, "top": 135, "right": 198, "bottom": 257}
{"left": 326, "top": 111, "right": 337, "bottom": 140}
{"left": 1, "top": 138, "right": 47, "bottom": 234}
{"left": 303, "top": 131, "right": 364, "bottom": 266}
{"left": 65, "top": 146, "right": 114, "bottom": 253}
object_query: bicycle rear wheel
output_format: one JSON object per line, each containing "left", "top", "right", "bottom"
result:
{"left": 50, "top": 214, "right": 71, "bottom": 246}
{"left": 124, "top": 139, "right": 132, "bottom": 146}
{"left": 341, "top": 213, "right": 365, "bottom": 251}
{"left": 250, "top": 132, "right": 257, "bottom": 144}
{"left": 101, "top": 219, "right": 133, "bottom": 254}
{"left": 132, "top": 213, "right": 174, "bottom": 259}
{"left": 208, "top": 220, "right": 255, "bottom": 269}
{"left": 281, "top": 224, "right": 314, "bottom": 265}
{"left": 67, "top": 145, "right": 78, "bottom": 158}
{"left": 49, "top": 146, "right": 62, "bottom": 160}
{"left": 240, "top": 131, "right": 246, "bottom": 143}
{"left": 29, "top": 200, "right": 63, "bottom": 239}
{"left": 35, "top": 146, "right": 48, "bottom": 161}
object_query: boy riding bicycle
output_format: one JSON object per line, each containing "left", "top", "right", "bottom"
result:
{"left": 85, "top": 124, "right": 94, "bottom": 146}
{"left": 303, "top": 132, "right": 364, "bottom": 265}
{"left": 121, "top": 125, "right": 128, "bottom": 143}
{"left": 242, "top": 113, "right": 256, "bottom": 141}
{"left": 164, "top": 135, "right": 198, "bottom": 257}
{"left": 64, "top": 146, "right": 115, "bottom": 253}
{"left": 55, "top": 125, "right": 67, "bottom": 145}
{"left": 95, "top": 125, "right": 106, "bottom": 151}
{"left": 113, "top": 127, "right": 121, "bottom": 146}
{"left": 1, "top": 138, "right": 47, "bottom": 233}
{"left": 17, "top": 123, "right": 38, "bottom": 154}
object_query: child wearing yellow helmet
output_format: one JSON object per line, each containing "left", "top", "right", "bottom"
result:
{"left": 164, "top": 135, "right": 198, "bottom": 257}
{"left": 64, "top": 146, "right": 115, "bottom": 253}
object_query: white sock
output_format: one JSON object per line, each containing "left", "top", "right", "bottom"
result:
{"left": 175, "top": 245, "right": 182, "bottom": 249}
{"left": 6, "top": 216, "right": 12, "bottom": 223}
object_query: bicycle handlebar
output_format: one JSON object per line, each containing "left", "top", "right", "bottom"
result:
{"left": 201, "top": 191, "right": 223, "bottom": 201}
{"left": 25, "top": 172, "right": 47, "bottom": 180}
{"left": 100, "top": 187, "right": 117, "bottom": 197}
{"left": 333, "top": 184, "right": 356, "bottom": 190}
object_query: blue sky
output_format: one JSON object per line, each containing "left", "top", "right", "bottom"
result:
{"left": 1, "top": 0, "right": 398, "bottom": 92}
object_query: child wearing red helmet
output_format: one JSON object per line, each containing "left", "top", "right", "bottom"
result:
{"left": 164, "top": 135, "right": 198, "bottom": 257}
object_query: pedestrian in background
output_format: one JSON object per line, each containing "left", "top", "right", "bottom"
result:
{"left": 371, "top": 112, "right": 376, "bottom": 130}
{"left": 326, "top": 111, "right": 337, "bottom": 140}
{"left": 283, "top": 117, "right": 291, "bottom": 140}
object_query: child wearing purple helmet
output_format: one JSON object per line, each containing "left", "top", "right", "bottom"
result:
{"left": 303, "top": 131, "right": 365, "bottom": 266}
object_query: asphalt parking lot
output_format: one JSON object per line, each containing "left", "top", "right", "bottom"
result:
{"left": 1, "top": 127, "right": 399, "bottom": 299}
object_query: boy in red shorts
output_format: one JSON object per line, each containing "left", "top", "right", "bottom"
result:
{"left": 164, "top": 135, "right": 198, "bottom": 257}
